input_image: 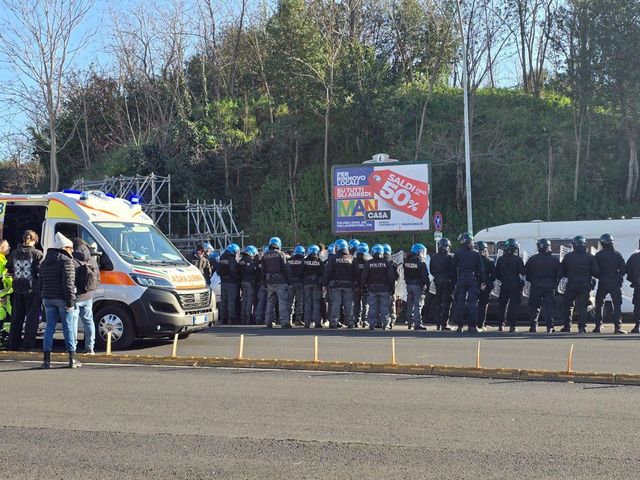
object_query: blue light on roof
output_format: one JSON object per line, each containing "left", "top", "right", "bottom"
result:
{"left": 63, "top": 189, "right": 82, "bottom": 195}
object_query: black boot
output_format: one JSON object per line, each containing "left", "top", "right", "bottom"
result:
{"left": 68, "top": 352, "right": 82, "bottom": 368}
{"left": 41, "top": 351, "right": 51, "bottom": 369}
{"left": 631, "top": 322, "right": 640, "bottom": 334}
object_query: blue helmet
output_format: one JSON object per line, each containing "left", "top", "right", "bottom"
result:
{"left": 411, "top": 243, "right": 427, "bottom": 256}
{"left": 371, "top": 244, "right": 384, "bottom": 257}
{"left": 244, "top": 245, "right": 258, "bottom": 257}
{"left": 356, "top": 244, "right": 370, "bottom": 255}
{"left": 293, "top": 245, "right": 305, "bottom": 256}
{"left": 226, "top": 243, "right": 240, "bottom": 255}
{"left": 307, "top": 244, "right": 320, "bottom": 255}
{"left": 327, "top": 243, "right": 335, "bottom": 254}
{"left": 209, "top": 251, "right": 220, "bottom": 262}
{"left": 383, "top": 244, "right": 392, "bottom": 255}
{"left": 335, "top": 239, "right": 349, "bottom": 253}
{"left": 348, "top": 239, "right": 360, "bottom": 251}
{"left": 263, "top": 246, "right": 269, "bottom": 254}
{"left": 269, "top": 237, "right": 282, "bottom": 249}
{"left": 203, "top": 242, "right": 213, "bottom": 252}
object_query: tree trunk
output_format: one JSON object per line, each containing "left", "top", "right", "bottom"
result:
{"left": 49, "top": 126, "right": 59, "bottom": 192}
{"left": 323, "top": 88, "right": 331, "bottom": 206}
{"left": 547, "top": 136, "right": 553, "bottom": 221}
{"left": 573, "top": 105, "right": 585, "bottom": 202}
{"left": 626, "top": 135, "right": 638, "bottom": 201}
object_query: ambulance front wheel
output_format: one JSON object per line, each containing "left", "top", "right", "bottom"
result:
{"left": 94, "top": 305, "right": 135, "bottom": 350}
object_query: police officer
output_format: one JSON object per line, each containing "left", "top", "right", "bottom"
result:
{"left": 495, "top": 238, "right": 525, "bottom": 332}
{"left": 625, "top": 240, "right": 640, "bottom": 334}
{"left": 238, "top": 245, "right": 258, "bottom": 325}
{"left": 217, "top": 243, "right": 240, "bottom": 324}
{"left": 525, "top": 239, "right": 561, "bottom": 332}
{"left": 303, "top": 245, "right": 323, "bottom": 328}
{"left": 476, "top": 241, "right": 496, "bottom": 332}
{"left": 353, "top": 243, "right": 370, "bottom": 328}
{"left": 430, "top": 238, "right": 454, "bottom": 330}
{"left": 348, "top": 239, "right": 361, "bottom": 256}
{"left": 383, "top": 244, "right": 399, "bottom": 328}
{"left": 254, "top": 247, "right": 269, "bottom": 325}
{"left": 262, "top": 237, "right": 291, "bottom": 328}
{"left": 288, "top": 245, "right": 306, "bottom": 326}
{"left": 323, "top": 239, "right": 357, "bottom": 328}
{"left": 560, "top": 236, "right": 599, "bottom": 333}
{"left": 362, "top": 244, "right": 397, "bottom": 330}
{"left": 404, "top": 243, "right": 430, "bottom": 330}
{"left": 452, "top": 233, "right": 485, "bottom": 333}
{"left": 593, "top": 234, "right": 626, "bottom": 334}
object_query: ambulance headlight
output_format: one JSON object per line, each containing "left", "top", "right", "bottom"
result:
{"left": 130, "top": 274, "right": 173, "bottom": 289}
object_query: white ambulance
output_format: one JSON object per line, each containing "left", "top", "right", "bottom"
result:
{"left": 0, "top": 190, "right": 216, "bottom": 349}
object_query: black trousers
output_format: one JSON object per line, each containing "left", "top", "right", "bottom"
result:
{"left": 499, "top": 284, "right": 522, "bottom": 328}
{"left": 594, "top": 279, "right": 622, "bottom": 328}
{"left": 9, "top": 291, "right": 41, "bottom": 349}
{"left": 477, "top": 288, "right": 491, "bottom": 329}
{"left": 528, "top": 285, "right": 555, "bottom": 328}
{"left": 433, "top": 279, "right": 453, "bottom": 327}
{"left": 563, "top": 280, "right": 591, "bottom": 328}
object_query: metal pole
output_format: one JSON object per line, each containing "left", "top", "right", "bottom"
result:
{"left": 456, "top": 0, "right": 473, "bottom": 234}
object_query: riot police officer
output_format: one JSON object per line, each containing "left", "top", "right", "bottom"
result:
{"left": 303, "top": 245, "right": 323, "bottom": 328}
{"left": 593, "top": 234, "right": 627, "bottom": 334}
{"left": 353, "top": 243, "right": 371, "bottom": 328}
{"left": 383, "top": 244, "right": 399, "bottom": 328}
{"left": 348, "top": 239, "right": 361, "bottom": 256}
{"left": 404, "top": 243, "right": 430, "bottom": 330}
{"left": 452, "top": 233, "right": 485, "bottom": 333}
{"left": 496, "top": 238, "right": 525, "bottom": 332}
{"left": 323, "top": 239, "right": 358, "bottom": 328}
{"left": 288, "top": 245, "right": 306, "bottom": 326}
{"left": 218, "top": 243, "right": 240, "bottom": 324}
{"left": 363, "top": 244, "right": 397, "bottom": 330}
{"left": 476, "top": 241, "right": 496, "bottom": 331}
{"left": 430, "top": 238, "right": 454, "bottom": 330}
{"left": 254, "top": 247, "right": 268, "bottom": 325}
{"left": 239, "top": 245, "right": 259, "bottom": 325}
{"left": 560, "top": 236, "right": 599, "bottom": 333}
{"left": 625, "top": 240, "right": 640, "bottom": 333}
{"left": 525, "top": 239, "right": 561, "bottom": 332}
{"left": 262, "top": 237, "right": 291, "bottom": 328}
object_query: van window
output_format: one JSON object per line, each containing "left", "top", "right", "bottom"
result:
{"left": 1, "top": 204, "right": 47, "bottom": 250}
{"left": 550, "top": 239, "right": 599, "bottom": 254}
{"left": 54, "top": 222, "right": 103, "bottom": 254}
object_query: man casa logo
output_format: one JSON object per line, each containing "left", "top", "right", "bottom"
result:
{"left": 337, "top": 199, "right": 391, "bottom": 220}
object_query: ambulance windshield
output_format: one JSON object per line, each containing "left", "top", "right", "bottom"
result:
{"left": 94, "top": 222, "right": 187, "bottom": 266}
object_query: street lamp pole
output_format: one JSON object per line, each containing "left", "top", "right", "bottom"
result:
{"left": 456, "top": 0, "right": 473, "bottom": 234}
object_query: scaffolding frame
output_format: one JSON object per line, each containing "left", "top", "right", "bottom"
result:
{"left": 72, "top": 173, "right": 245, "bottom": 250}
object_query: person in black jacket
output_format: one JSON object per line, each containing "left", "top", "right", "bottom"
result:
{"left": 476, "top": 241, "right": 496, "bottom": 332}
{"left": 353, "top": 244, "right": 370, "bottom": 328}
{"left": 288, "top": 246, "right": 306, "bottom": 326}
{"left": 452, "top": 233, "right": 485, "bottom": 333}
{"left": 218, "top": 243, "right": 240, "bottom": 324}
{"left": 303, "top": 245, "right": 323, "bottom": 328}
{"left": 430, "top": 238, "right": 454, "bottom": 330}
{"left": 40, "top": 232, "right": 79, "bottom": 369}
{"left": 525, "top": 238, "right": 561, "bottom": 332}
{"left": 560, "top": 236, "right": 599, "bottom": 333}
{"left": 495, "top": 238, "right": 526, "bottom": 332}
{"left": 625, "top": 242, "right": 640, "bottom": 333}
{"left": 323, "top": 239, "right": 358, "bottom": 328}
{"left": 8, "top": 230, "right": 43, "bottom": 351}
{"left": 239, "top": 245, "right": 258, "bottom": 325}
{"left": 404, "top": 243, "right": 430, "bottom": 330}
{"left": 593, "top": 234, "right": 627, "bottom": 334}
{"left": 263, "top": 237, "right": 291, "bottom": 328}
{"left": 362, "top": 244, "right": 397, "bottom": 330}
{"left": 72, "top": 238, "right": 100, "bottom": 354}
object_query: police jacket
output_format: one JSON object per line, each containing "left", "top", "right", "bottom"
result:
{"left": 594, "top": 248, "right": 626, "bottom": 283}
{"left": 481, "top": 256, "right": 497, "bottom": 288}
{"left": 626, "top": 252, "right": 640, "bottom": 287}
{"left": 217, "top": 251, "right": 239, "bottom": 284}
{"left": 262, "top": 247, "right": 290, "bottom": 285}
{"left": 525, "top": 252, "right": 561, "bottom": 289}
{"left": 8, "top": 244, "right": 43, "bottom": 294}
{"left": 287, "top": 254, "right": 305, "bottom": 283}
{"left": 323, "top": 251, "right": 357, "bottom": 288}
{"left": 495, "top": 252, "right": 525, "bottom": 286}
{"left": 430, "top": 252, "right": 453, "bottom": 281}
{"left": 362, "top": 256, "right": 397, "bottom": 292}
{"left": 561, "top": 249, "right": 598, "bottom": 283}
{"left": 403, "top": 253, "right": 430, "bottom": 288}
{"left": 303, "top": 254, "right": 323, "bottom": 285}
{"left": 452, "top": 246, "right": 485, "bottom": 283}
{"left": 238, "top": 253, "right": 258, "bottom": 284}
{"left": 354, "top": 253, "right": 370, "bottom": 289}
{"left": 40, "top": 248, "right": 76, "bottom": 308}
{"left": 384, "top": 253, "right": 400, "bottom": 281}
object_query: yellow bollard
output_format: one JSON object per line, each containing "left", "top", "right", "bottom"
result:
{"left": 391, "top": 337, "right": 397, "bottom": 365}
{"left": 106, "top": 330, "right": 112, "bottom": 356}
{"left": 238, "top": 334, "right": 245, "bottom": 360}
{"left": 475, "top": 340, "right": 481, "bottom": 369}
{"left": 313, "top": 336, "right": 319, "bottom": 362}
{"left": 171, "top": 333, "right": 179, "bottom": 358}
{"left": 566, "top": 344, "right": 574, "bottom": 373}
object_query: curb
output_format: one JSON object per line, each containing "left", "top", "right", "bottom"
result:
{"left": 1, "top": 351, "right": 639, "bottom": 386}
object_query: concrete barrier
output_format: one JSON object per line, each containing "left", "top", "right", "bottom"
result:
{"left": 613, "top": 374, "right": 640, "bottom": 386}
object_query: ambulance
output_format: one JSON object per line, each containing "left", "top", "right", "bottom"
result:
{"left": 0, "top": 190, "right": 216, "bottom": 349}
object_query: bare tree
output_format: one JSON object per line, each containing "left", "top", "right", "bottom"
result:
{"left": 0, "top": 0, "right": 95, "bottom": 191}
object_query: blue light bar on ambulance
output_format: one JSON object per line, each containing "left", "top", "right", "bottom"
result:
{"left": 63, "top": 189, "right": 82, "bottom": 195}
{"left": 128, "top": 195, "right": 141, "bottom": 205}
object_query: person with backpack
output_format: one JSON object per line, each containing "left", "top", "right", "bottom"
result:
{"left": 7, "top": 230, "right": 44, "bottom": 351}
{"left": 72, "top": 238, "right": 100, "bottom": 354}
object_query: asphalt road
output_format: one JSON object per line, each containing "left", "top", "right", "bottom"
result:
{"left": 1, "top": 361, "right": 638, "bottom": 479}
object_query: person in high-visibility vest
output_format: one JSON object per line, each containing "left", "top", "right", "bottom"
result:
{"left": 0, "top": 239, "right": 14, "bottom": 349}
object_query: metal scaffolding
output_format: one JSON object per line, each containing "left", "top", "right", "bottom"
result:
{"left": 72, "top": 173, "right": 245, "bottom": 250}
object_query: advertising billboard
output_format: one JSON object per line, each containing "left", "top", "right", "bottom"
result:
{"left": 332, "top": 161, "right": 431, "bottom": 234}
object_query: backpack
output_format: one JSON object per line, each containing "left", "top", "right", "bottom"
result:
{"left": 12, "top": 248, "right": 35, "bottom": 291}
{"left": 76, "top": 260, "right": 100, "bottom": 294}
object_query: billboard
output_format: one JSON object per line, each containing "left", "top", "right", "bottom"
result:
{"left": 332, "top": 161, "right": 431, "bottom": 234}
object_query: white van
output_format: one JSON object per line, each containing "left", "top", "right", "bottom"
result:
{"left": 474, "top": 218, "right": 640, "bottom": 313}
{"left": 0, "top": 190, "right": 216, "bottom": 349}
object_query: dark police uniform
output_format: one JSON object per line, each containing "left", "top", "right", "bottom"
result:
{"left": 217, "top": 251, "right": 240, "bottom": 324}
{"left": 238, "top": 252, "right": 258, "bottom": 324}
{"left": 323, "top": 251, "right": 357, "bottom": 327}
{"left": 303, "top": 253, "right": 323, "bottom": 327}
{"left": 353, "top": 252, "right": 370, "bottom": 327}
{"left": 452, "top": 246, "right": 485, "bottom": 331}
{"left": 594, "top": 247, "right": 626, "bottom": 331}
{"left": 262, "top": 247, "right": 291, "bottom": 327}
{"left": 477, "top": 255, "right": 496, "bottom": 330}
{"left": 625, "top": 252, "right": 640, "bottom": 333}
{"left": 403, "top": 253, "right": 430, "bottom": 329}
{"left": 495, "top": 252, "right": 525, "bottom": 330}
{"left": 525, "top": 251, "right": 561, "bottom": 331}
{"left": 254, "top": 256, "right": 267, "bottom": 325}
{"left": 362, "top": 256, "right": 397, "bottom": 329}
{"left": 429, "top": 251, "right": 454, "bottom": 329}
{"left": 561, "top": 249, "right": 598, "bottom": 332}
{"left": 287, "top": 253, "right": 305, "bottom": 325}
